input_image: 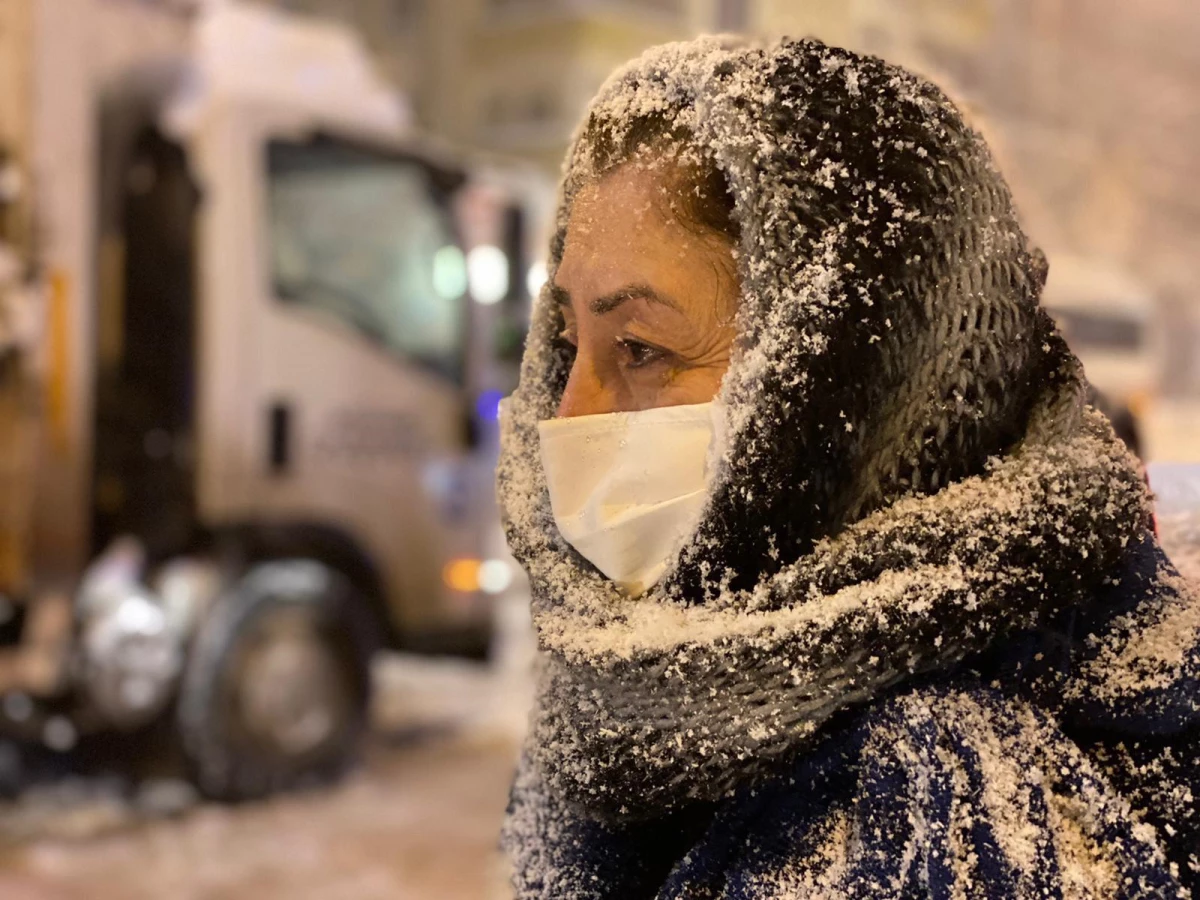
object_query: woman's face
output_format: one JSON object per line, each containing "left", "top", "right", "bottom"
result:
{"left": 552, "top": 161, "right": 740, "bottom": 418}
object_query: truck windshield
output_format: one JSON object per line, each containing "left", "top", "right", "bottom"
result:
{"left": 266, "top": 137, "right": 466, "bottom": 381}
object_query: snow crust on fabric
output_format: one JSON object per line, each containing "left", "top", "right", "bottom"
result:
{"left": 498, "top": 35, "right": 1200, "bottom": 899}
{"left": 682, "top": 690, "right": 1175, "bottom": 900}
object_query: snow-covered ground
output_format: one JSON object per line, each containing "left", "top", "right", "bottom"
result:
{"left": 0, "top": 731, "right": 521, "bottom": 899}
{"left": 0, "top": 652, "right": 529, "bottom": 899}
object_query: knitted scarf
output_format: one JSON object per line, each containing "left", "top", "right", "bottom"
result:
{"left": 497, "top": 38, "right": 1155, "bottom": 820}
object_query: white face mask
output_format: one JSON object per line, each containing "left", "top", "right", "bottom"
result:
{"left": 537, "top": 401, "right": 722, "bottom": 596}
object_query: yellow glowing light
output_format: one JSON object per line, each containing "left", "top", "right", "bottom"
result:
{"left": 1126, "top": 389, "right": 1154, "bottom": 418}
{"left": 443, "top": 558, "right": 481, "bottom": 593}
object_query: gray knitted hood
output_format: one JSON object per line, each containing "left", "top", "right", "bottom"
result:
{"left": 497, "top": 37, "right": 1160, "bottom": 818}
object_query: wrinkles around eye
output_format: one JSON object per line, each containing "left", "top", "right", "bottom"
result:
{"left": 616, "top": 337, "right": 670, "bottom": 370}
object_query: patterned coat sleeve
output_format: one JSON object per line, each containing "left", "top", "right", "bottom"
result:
{"left": 660, "top": 688, "right": 1186, "bottom": 900}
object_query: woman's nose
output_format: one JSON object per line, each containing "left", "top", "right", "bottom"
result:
{"left": 556, "top": 355, "right": 619, "bottom": 418}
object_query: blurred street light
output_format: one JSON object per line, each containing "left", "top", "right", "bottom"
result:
{"left": 467, "top": 244, "right": 509, "bottom": 306}
{"left": 433, "top": 245, "right": 468, "bottom": 300}
{"left": 526, "top": 260, "right": 548, "bottom": 299}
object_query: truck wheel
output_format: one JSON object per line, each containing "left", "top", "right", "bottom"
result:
{"left": 177, "top": 560, "right": 377, "bottom": 801}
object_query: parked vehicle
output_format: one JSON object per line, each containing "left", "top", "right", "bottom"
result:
{"left": 0, "top": 0, "right": 545, "bottom": 798}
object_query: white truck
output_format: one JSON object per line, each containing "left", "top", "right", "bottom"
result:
{"left": 0, "top": 0, "right": 543, "bottom": 798}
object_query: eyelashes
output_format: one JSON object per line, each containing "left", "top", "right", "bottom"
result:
{"left": 557, "top": 328, "right": 670, "bottom": 372}
{"left": 616, "top": 337, "right": 669, "bottom": 369}
{"left": 557, "top": 306, "right": 671, "bottom": 372}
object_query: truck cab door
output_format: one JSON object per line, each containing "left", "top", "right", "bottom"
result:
{"left": 196, "top": 126, "right": 483, "bottom": 642}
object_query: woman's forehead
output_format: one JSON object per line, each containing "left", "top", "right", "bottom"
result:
{"left": 560, "top": 170, "right": 690, "bottom": 274}
{"left": 566, "top": 162, "right": 679, "bottom": 236}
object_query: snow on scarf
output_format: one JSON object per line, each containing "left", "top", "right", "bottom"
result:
{"left": 498, "top": 36, "right": 1200, "bottom": 897}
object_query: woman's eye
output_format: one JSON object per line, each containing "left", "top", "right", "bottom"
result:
{"left": 555, "top": 306, "right": 577, "bottom": 345}
{"left": 616, "top": 338, "right": 667, "bottom": 369}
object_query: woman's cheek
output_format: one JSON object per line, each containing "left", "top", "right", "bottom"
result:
{"left": 646, "top": 367, "right": 717, "bottom": 408}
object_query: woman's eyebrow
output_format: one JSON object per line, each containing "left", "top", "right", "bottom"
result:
{"left": 550, "top": 283, "right": 571, "bottom": 308}
{"left": 550, "top": 281, "right": 682, "bottom": 315}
